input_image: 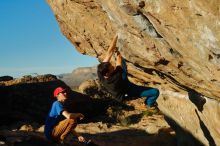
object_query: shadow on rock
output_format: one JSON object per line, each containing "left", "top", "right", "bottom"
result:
{"left": 195, "top": 110, "right": 216, "bottom": 146}
{"left": 0, "top": 79, "right": 69, "bottom": 125}
{"left": 164, "top": 114, "right": 204, "bottom": 146}
{"left": 1, "top": 128, "right": 176, "bottom": 146}
{"left": 82, "top": 128, "right": 176, "bottom": 146}
{"left": 133, "top": 65, "right": 206, "bottom": 112}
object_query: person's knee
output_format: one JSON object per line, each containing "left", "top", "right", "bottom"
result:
{"left": 67, "top": 119, "right": 77, "bottom": 129}
{"left": 66, "top": 119, "right": 77, "bottom": 127}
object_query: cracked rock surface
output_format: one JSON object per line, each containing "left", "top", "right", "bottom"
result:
{"left": 47, "top": 0, "right": 220, "bottom": 145}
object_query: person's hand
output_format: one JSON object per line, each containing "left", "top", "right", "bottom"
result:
{"left": 115, "top": 50, "right": 121, "bottom": 56}
{"left": 77, "top": 113, "right": 84, "bottom": 120}
{"left": 110, "top": 34, "right": 118, "bottom": 48}
{"left": 113, "top": 34, "right": 118, "bottom": 41}
{"left": 116, "top": 51, "right": 122, "bottom": 60}
{"left": 78, "top": 136, "right": 86, "bottom": 142}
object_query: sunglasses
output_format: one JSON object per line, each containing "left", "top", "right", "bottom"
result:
{"left": 60, "top": 91, "right": 66, "bottom": 94}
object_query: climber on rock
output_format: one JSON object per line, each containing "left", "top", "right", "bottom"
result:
{"left": 97, "top": 34, "right": 160, "bottom": 111}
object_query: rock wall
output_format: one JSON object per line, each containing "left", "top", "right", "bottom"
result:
{"left": 0, "top": 75, "right": 67, "bottom": 125}
{"left": 47, "top": 0, "right": 220, "bottom": 145}
{"left": 0, "top": 75, "right": 104, "bottom": 125}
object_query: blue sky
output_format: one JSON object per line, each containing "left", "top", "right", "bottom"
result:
{"left": 0, "top": 0, "right": 98, "bottom": 78}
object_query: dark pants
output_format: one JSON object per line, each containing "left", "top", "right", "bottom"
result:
{"left": 122, "top": 59, "right": 159, "bottom": 107}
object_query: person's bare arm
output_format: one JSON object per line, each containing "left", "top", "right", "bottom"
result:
{"left": 62, "top": 110, "right": 84, "bottom": 120}
{"left": 116, "top": 51, "right": 122, "bottom": 67}
{"left": 103, "top": 34, "right": 118, "bottom": 62}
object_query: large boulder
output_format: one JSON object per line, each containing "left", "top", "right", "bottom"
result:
{"left": 0, "top": 75, "right": 68, "bottom": 125}
{"left": 0, "top": 74, "right": 104, "bottom": 126}
{"left": 79, "top": 79, "right": 112, "bottom": 99}
{"left": 0, "top": 76, "right": 13, "bottom": 82}
{"left": 47, "top": 0, "right": 220, "bottom": 145}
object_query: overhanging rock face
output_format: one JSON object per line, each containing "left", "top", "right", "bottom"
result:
{"left": 47, "top": 0, "right": 220, "bottom": 145}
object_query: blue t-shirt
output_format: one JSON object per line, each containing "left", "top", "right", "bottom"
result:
{"left": 44, "top": 101, "right": 64, "bottom": 139}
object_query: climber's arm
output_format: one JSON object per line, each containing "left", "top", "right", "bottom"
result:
{"left": 116, "top": 51, "right": 122, "bottom": 67}
{"left": 103, "top": 34, "right": 118, "bottom": 62}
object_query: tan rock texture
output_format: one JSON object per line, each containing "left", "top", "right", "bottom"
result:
{"left": 47, "top": 0, "right": 220, "bottom": 145}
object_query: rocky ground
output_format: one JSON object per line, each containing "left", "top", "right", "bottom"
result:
{"left": 0, "top": 75, "right": 176, "bottom": 146}
{"left": 0, "top": 98, "right": 176, "bottom": 146}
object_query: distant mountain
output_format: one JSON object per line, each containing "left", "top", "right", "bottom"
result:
{"left": 58, "top": 66, "right": 97, "bottom": 88}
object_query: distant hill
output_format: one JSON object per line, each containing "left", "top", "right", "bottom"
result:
{"left": 57, "top": 66, "right": 97, "bottom": 88}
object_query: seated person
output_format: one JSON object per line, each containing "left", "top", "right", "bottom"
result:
{"left": 44, "top": 87, "right": 86, "bottom": 144}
